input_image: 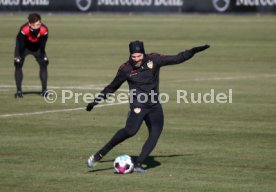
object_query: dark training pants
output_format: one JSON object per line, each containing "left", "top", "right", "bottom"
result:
{"left": 95, "top": 104, "right": 164, "bottom": 166}
{"left": 14, "top": 49, "right": 48, "bottom": 92}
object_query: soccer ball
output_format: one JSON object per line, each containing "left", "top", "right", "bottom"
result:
{"left": 114, "top": 154, "right": 134, "bottom": 174}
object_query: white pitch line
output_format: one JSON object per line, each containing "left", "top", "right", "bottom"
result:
{"left": 168, "top": 74, "right": 276, "bottom": 83}
{"left": 0, "top": 84, "right": 105, "bottom": 90}
{"left": 0, "top": 102, "right": 128, "bottom": 118}
{"left": 0, "top": 84, "right": 129, "bottom": 93}
{"left": 1, "top": 74, "right": 275, "bottom": 91}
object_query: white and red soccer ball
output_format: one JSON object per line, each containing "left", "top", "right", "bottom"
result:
{"left": 113, "top": 154, "right": 134, "bottom": 174}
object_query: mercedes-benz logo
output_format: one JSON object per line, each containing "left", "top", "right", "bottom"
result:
{"left": 212, "top": 0, "right": 231, "bottom": 12}
{"left": 76, "top": 0, "right": 92, "bottom": 11}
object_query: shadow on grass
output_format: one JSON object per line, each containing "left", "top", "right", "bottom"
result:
{"left": 22, "top": 91, "right": 42, "bottom": 95}
{"left": 88, "top": 154, "right": 191, "bottom": 173}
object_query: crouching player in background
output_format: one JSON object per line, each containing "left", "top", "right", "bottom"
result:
{"left": 14, "top": 13, "right": 49, "bottom": 98}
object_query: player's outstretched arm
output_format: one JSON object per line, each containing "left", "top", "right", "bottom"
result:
{"left": 86, "top": 68, "right": 127, "bottom": 112}
{"left": 158, "top": 44, "right": 210, "bottom": 67}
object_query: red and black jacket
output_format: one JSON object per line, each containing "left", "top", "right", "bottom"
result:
{"left": 15, "top": 22, "right": 48, "bottom": 58}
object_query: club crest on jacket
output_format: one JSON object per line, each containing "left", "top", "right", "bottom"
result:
{"left": 147, "top": 61, "right": 153, "bottom": 69}
{"left": 134, "top": 107, "right": 141, "bottom": 114}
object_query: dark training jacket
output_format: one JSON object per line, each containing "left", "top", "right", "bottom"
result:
{"left": 96, "top": 50, "right": 194, "bottom": 107}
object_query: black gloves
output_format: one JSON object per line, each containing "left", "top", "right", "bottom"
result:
{"left": 86, "top": 94, "right": 105, "bottom": 112}
{"left": 190, "top": 45, "right": 210, "bottom": 54}
{"left": 86, "top": 102, "right": 97, "bottom": 112}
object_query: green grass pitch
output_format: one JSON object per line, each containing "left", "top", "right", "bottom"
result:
{"left": 0, "top": 14, "right": 276, "bottom": 192}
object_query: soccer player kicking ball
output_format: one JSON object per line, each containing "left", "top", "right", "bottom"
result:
{"left": 14, "top": 13, "right": 49, "bottom": 98}
{"left": 86, "top": 41, "right": 210, "bottom": 173}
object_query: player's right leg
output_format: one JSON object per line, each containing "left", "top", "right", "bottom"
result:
{"left": 86, "top": 125, "right": 139, "bottom": 168}
{"left": 87, "top": 106, "right": 147, "bottom": 168}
